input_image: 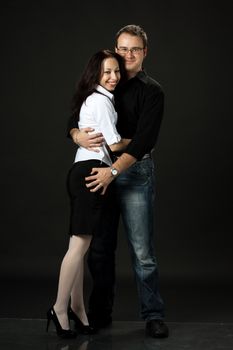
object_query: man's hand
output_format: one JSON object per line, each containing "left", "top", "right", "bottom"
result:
{"left": 85, "top": 167, "right": 114, "bottom": 195}
{"left": 85, "top": 153, "right": 136, "bottom": 195}
{"left": 70, "top": 128, "right": 104, "bottom": 152}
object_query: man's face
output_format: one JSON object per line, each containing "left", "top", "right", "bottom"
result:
{"left": 116, "top": 33, "right": 147, "bottom": 77}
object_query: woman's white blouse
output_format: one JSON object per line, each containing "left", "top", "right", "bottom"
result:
{"left": 74, "top": 85, "right": 121, "bottom": 166}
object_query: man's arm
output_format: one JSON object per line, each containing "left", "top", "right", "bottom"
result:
{"left": 69, "top": 128, "right": 104, "bottom": 152}
{"left": 67, "top": 113, "right": 104, "bottom": 150}
{"left": 109, "top": 138, "right": 131, "bottom": 152}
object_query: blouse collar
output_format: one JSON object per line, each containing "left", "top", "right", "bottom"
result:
{"left": 96, "top": 84, "right": 115, "bottom": 102}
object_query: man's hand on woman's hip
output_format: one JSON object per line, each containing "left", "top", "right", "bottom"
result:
{"left": 70, "top": 128, "right": 104, "bottom": 152}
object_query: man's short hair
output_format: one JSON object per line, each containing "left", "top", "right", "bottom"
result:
{"left": 115, "top": 24, "right": 148, "bottom": 48}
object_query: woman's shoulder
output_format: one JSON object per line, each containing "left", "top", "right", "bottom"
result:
{"left": 87, "top": 91, "right": 113, "bottom": 109}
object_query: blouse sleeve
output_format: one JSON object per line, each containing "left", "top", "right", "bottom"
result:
{"left": 92, "top": 95, "right": 121, "bottom": 145}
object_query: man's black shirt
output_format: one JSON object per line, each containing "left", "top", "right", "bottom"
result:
{"left": 67, "top": 70, "right": 164, "bottom": 160}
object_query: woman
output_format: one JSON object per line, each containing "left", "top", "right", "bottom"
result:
{"left": 46, "top": 50, "right": 130, "bottom": 338}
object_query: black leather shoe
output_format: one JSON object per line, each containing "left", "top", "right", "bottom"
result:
{"left": 146, "top": 319, "right": 169, "bottom": 338}
{"left": 88, "top": 313, "right": 112, "bottom": 329}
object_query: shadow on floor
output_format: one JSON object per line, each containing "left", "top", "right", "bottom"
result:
{"left": 0, "top": 319, "right": 233, "bottom": 350}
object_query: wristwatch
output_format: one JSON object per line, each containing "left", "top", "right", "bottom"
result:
{"left": 110, "top": 167, "right": 119, "bottom": 177}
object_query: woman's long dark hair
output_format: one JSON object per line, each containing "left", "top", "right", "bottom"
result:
{"left": 71, "top": 49, "right": 126, "bottom": 121}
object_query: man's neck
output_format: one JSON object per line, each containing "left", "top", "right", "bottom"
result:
{"left": 126, "top": 69, "right": 142, "bottom": 80}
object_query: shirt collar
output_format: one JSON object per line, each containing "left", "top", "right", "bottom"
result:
{"left": 96, "top": 85, "right": 115, "bottom": 102}
{"left": 135, "top": 70, "right": 148, "bottom": 83}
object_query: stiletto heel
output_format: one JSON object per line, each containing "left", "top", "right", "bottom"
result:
{"left": 68, "top": 307, "right": 97, "bottom": 334}
{"left": 46, "top": 307, "right": 77, "bottom": 338}
{"left": 46, "top": 317, "right": 51, "bottom": 332}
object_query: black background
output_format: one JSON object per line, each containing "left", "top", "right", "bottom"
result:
{"left": 1, "top": 0, "right": 233, "bottom": 320}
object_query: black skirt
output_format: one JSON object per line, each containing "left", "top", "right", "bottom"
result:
{"left": 66, "top": 160, "right": 109, "bottom": 236}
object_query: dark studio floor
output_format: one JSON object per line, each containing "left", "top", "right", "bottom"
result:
{"left": 0, "top": 277, "right": 233, "bottom": 349}
{"left": 1, "top": 318, "right": 233, "bottom": 350}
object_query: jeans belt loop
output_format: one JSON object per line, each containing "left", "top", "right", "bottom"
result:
{"left": 142, "top": 153, "right": 151, "bottom": 160}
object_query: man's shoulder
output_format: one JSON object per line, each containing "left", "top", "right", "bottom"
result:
{"left": 137, "top": 71, "right": 164, "bottom": 93}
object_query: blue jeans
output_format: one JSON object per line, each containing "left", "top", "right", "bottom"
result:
{"left": 115, "top": 158, "right": 165, "bottom": 320}
{"left": 88, "top": 158, "right": 164, "bottom": 321}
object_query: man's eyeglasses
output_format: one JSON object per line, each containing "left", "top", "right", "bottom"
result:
{"left": 117, "top": 47, "right": 144, "bottom": 55}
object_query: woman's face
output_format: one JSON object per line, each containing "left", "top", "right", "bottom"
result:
{"left": 99, "top": 57, "right": 121, "bottom": 91}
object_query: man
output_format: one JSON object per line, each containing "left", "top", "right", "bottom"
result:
{"left": 68, "top": 24, "right": 169, "bottom": 338}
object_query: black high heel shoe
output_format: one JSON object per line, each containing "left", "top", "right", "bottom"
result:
{"left": 68, "top": 307, "right": 97, "bottom": 334}
{"left": 46, "top": 307, "right": 77, "bottom": 338}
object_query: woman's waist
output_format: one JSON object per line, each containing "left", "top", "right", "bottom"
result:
{"left": 74, "top": 147, "right": 111, "bottom": 165}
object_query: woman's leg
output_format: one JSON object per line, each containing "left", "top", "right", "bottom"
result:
{"left": 53, "top": 234, "right": 92, "bottom": 329}
{"left": 70, "top": 258, "right": 89, "bottom": 325}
